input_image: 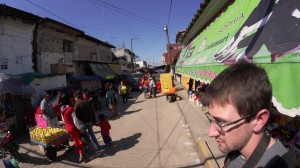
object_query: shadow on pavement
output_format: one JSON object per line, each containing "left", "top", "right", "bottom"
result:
{"left": 132, "top": 100, "right": 146, "bottom": 104}
{"left": 109, "top": 109, "right": 142, "bottom": 121}
{"left": 91, "top": 132, "right": 142, "bottom": 159}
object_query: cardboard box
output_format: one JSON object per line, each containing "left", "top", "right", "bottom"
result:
{"left": 51, "top": 64, "right": 67, "bottom": 74}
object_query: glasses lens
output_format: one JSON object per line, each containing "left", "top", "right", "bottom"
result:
{"left": 211, "top": 120, "right": 222, "bottom": 132}
{"left": 206, "top": 113, "right": 222, "bottom": 132}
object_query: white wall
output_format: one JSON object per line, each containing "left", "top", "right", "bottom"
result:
{"left": 136, "top": 60, "right": 147, "bottom": 68}
{"left": 0, "top": 18, "right": 35, "bottom": 74}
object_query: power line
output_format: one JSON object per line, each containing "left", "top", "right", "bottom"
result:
{"left": 24, "top": 0, "right": 80, "bottom": 29}
{"left": 88, "top": 0, "right": 163, "bottom": 30}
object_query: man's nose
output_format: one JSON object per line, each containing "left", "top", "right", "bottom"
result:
{"left": 207, "top": 123, "right": 219, "bottom": 138}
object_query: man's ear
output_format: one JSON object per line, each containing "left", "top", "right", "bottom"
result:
{"left": 253, "top": 109, "right": 270, "bottom": 133}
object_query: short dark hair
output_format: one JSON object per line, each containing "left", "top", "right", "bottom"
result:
{"left": 43, "top": 92, "right": 50, "bottom": 97}
{"left": 202, "top": 61, "right": 272, "bottom": 118}
{"left": 98, "top": 114, "right": 106, "bottom": 121}
{"left": 73, "top": 90, "right": 82, "bottom": 98}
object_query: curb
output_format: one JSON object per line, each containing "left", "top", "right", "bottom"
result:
{"left": 198, "top": 139, "right": 220, "bottom": 168}
{"left": 174, "top": 81, "right": 222, "bottom": 168}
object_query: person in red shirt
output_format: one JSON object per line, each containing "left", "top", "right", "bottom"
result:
{"left": 94, "top": 114, "right": 112, "bottom": 148}
{"left": 156, "top": 79, "right": 161, "bottom": 93}
{"left": 143, "top": 77, "right": 149, "bottom": 89}
{"left": 60, "top": 105, "right": 87, "bottom": 162}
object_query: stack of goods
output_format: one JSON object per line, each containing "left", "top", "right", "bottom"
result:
{"left": 29, "top": 127, "right": 67, "bottom": 144}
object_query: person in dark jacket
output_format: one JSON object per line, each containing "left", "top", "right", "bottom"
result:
{"left": 73, "top": 91, "right": 101, "bottom": 150}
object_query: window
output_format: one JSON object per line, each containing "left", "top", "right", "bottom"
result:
{"left": 63, "top": 39, "right": 73, "bottom": 52}
{"left": 0, "top": 58, "right": 8, "bottom": 70}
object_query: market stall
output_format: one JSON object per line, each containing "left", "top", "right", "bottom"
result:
{"left": 29, "top": 124, "right": 70, "bottom": 161}
{"left": 0, "top": 73, "right": 35, "bottom": 134}
{"left": 175, "top": 0, "right": 300, "bottom": 161}
{"left": 175, "top": 0, "right": 300, "bottom": 117}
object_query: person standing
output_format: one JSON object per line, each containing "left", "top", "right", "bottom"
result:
{"left": 118, "top": 81, "right": 128, "bottom": 104}
{"left": 106, "top": 84, "right": 118, "bottom": 118}
{"left": 73, "top": 91, "right": 101, "bottom": 150}
{"left": 40, "top": 92, "right": 58, "bottom": 128}
{"left": 149, "top": 77, "right": 156, "bottom": 98}
{"left": 202, "top": 61, "right": 298, "bottom": 167}
{"left": 60, "top": 105, "right": 87, "bottom": 162}
{"left": 95, "top": 114, "right": 112, "bottom": 148}
{"left": 187, "top": 78, "right": 193, "bottom": 96}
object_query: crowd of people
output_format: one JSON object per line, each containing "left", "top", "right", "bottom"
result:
{"left": 139, "top": 73, "right": 161, "bottom": 98}
{"left": 37, "top": 72, "right": 162, "bottom": 163}
{"left": 36, "top": 64, "right": 299, "bottom": 166}
{"left": 39, "top": 88, "right": 114, "bottom": 163}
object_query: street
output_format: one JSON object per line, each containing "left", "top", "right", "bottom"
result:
{"left": 14, "top": 88, "right": 203, "bottom": 168}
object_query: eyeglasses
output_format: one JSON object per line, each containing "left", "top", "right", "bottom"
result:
{"left": 205, "top": 112, "right": 257, "bottom": 132}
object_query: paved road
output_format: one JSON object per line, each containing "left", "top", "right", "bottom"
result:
{"left": 13, "top": 90, "right": 202, "bottom": 168}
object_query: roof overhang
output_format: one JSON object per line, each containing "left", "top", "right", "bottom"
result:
{"left": 182, "top": 0, "right": 233, "bottom": 45}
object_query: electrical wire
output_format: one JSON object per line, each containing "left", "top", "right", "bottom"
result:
{"left": 24, "top": 0, "right": 80, "bottom": 29}
{"left": 88, "top": 0, "right": 163, "bottom": 30}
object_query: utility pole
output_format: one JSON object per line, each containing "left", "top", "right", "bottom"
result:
{"left": 164, "top": 24, "right": 173, "bottom": 86}
{"left": 131, "top": 38, "right": 139, "bottom": 72}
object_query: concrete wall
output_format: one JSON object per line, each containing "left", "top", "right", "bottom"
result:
{"left": 76, "top": 37, "right": 113, "bottom": 63}
{"left": 0, "top": 18, "right": 35, "bottom": 74}
{"left": 113, "top": 48, "right": 132, "bottom": 62}
{"left": 36, "top": 26, "right": 76, "bottom": 74}
{"left": 112, "top": 48, "right": 132, "bottom": 72}
{"left": 136, "top": 60, "right": 147, "bottom": 68}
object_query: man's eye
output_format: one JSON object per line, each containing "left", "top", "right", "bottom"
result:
{"left": 214, "top": 119, "right": 226, "bottom": 125}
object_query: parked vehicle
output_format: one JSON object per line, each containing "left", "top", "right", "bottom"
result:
{"left": 0, "top": 131, "right": 21, "bottom": 162}
{"left": 127, "top": 73, "right": 144, "bottom": 92}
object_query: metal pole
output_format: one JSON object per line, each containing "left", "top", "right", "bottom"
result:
{"left": 164, "top": 24, "right": 173, "bottom": 86}
{"left": 131, "top": 38, "right": 134, "bottom": 72}
{"left": 131, "top": 38, "right": 139, "bottom": 73}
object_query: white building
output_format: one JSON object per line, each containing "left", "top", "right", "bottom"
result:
{"left": 136, "top": 60, "right": 147, "bottom": 69}
{"left": 0, "top": 5, "right": 41, "bottom": 75}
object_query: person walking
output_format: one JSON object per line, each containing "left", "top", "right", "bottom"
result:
{"left": 60, "top": 105, "right": 87, "bottom": 162}
{"left": 40, "top": 92, "right": 58, "bottom": 128}
{"left": 106, "top": 84, "right": 118, "bottom": 118}
{"left": 95, "top": 114, "right": 112, "bottom": 148}
{"left": 118, "top": 81, "right": 128, "bottom": 104}
{"left": 73, "top": 91, "right": 101, "bottom": 150}
{"left": 202, "top": 61, "right": 298, "bottom": 167}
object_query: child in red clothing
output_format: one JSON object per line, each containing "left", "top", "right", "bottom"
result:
{"left": 95, "top": 114, "right": 112, "bottom": 147}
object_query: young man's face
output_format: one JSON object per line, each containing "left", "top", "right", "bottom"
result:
{"left": 206, "top": 102, "right": 253, "bottom": 153}
{"left": 44, "top": 95, "right": 49, "bottom": 100}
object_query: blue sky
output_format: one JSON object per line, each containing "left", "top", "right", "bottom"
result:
{"left": 1, "top": 0, "right": 203, "bottom": 65}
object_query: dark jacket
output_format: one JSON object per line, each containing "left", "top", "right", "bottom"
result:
{"left": 74, "top": 98, "right": 96, "bottom": 124}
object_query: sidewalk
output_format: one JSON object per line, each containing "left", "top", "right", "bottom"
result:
{"left": 173, "top": 80, "right": 226, "bottom": 168}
